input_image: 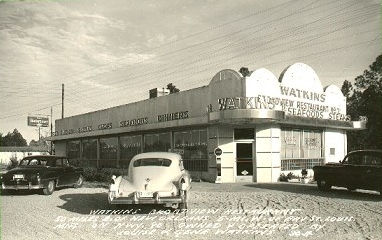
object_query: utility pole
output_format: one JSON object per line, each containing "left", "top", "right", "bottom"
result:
{"left": 50, "top": 106, "right": 53, "bottom": 155}
{"left": 61, "top": 83, "right": 64, "bottom": 119}
{"left": 38, "top": 125, "right": 41, "bottom": 141}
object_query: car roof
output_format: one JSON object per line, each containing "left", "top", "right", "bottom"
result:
{"left": 22, "top": 155, "right": 66, "bottom": 160}
{"left": 132, "top": 152, "right": 182, "bottom": 160}
{"left": 347, "top": 150, "right": 382, "bottom": 154}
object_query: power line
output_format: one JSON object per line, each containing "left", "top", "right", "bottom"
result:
{"left": 1, "top": 0, "right": 378, "bottom": 119}
{"left": 66, "top": 0, "right": 373, "bottom": 104}
{"left": 65, "top": 0, "right": 332, "bottom": 97}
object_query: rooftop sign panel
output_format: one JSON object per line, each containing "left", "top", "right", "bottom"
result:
{"left": 27, "top": 116, "right": 49, "bottom": 127}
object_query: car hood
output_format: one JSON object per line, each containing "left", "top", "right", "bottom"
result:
{"left": 120, "top": 167, "right": 179, "bottom": 192}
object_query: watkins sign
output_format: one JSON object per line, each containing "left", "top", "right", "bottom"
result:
{"left": 27, "top": 116, "right": 49, "bottom": 127}
{"left": 218, "top": 63, "right": 349, "bottom": 121}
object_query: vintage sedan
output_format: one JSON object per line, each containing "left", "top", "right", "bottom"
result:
{"left": 313, "top": 150, "right": 382, "bottom": 195}
{"left": 108, "top": 152, "right": 191, "bottom": 209}
{"left": 1, "top": 155, "right": 84, "bottom": 195}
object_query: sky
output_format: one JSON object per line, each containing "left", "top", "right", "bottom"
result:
{"left": 0, "top": 0, "right": 380, "bottom": 143}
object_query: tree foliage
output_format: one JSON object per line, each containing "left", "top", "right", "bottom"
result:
{"left": 0, "top": 129, "right": 28, "bottom": 147}
{"left": 166, "top": 83, "right": 180, "bottom": 94}
{"left": 239, "top": 67, "right": 250, "bottom": 77}
{"left": 341, "top": 54, "right": 382, "bottom": 150}
{"left": 29, "top": 139, "right": 48, "bottom": 147}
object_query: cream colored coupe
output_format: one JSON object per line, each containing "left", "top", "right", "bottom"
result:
{"left": 108, "top": 152, "right": 191, "bottom": 209}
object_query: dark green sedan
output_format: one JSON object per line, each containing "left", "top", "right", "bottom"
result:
{"left": 1, "top": 155, "right": 83, "bottom": 195}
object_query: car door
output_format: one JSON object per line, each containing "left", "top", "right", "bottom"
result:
{"left": 54, "top": 158, "right": 67, "bottom": 186}
{"left": 345, "top": 152, "right": 365, "bottom": 189}
{"left": 361, "top": 152, "right": 382, "bottom": 191}
{"left": 62, "top": 158, "right": 78, "bottom": 185}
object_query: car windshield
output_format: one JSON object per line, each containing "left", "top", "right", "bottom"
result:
{"left": 133, "top": 158, "right": 172, "bottom": 167}
{"left": 19, "top": 158, "right": 55, "bottom": 167}
{"left": 345, "top": 152, "right": 382, "bottom": 166}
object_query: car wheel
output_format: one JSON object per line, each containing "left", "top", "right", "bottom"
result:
{"left": 178, "top": 190, "right": 188, "bottom": 210}
{"left": 74, "top": 175, "right": 84, "bottom": 188}
{"left": 317, "top": 179, "right": 331, "bottom": 191}
{"left": 43, "top": 180, "right": 55, "bottom": 195}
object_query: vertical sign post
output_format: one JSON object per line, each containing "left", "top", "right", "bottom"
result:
{"left": 61, "top": 83, "right": 64, "bottom": 119}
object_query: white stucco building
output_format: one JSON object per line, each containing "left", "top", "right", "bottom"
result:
{"left": 48, "top": 63, "right": 365, "bottom": 183}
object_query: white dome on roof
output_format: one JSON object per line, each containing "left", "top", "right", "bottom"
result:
{"left": 209, "top": 69, "right": 242, "bottom": 85}
{"left": 279, "top": 63, "right": 323, "bottom": 92}
{"left": 246, "top": 68, "right": 280, "bottom": 97}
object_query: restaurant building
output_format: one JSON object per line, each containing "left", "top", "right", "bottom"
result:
{"left": 49, "top": 63, "right": 365, "bottom": 183}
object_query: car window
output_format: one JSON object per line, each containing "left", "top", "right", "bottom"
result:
{"left": 63, "top": 159, "right": 70, "bottom": 166}
{"left": 346, "top": 153, "right": 362, "bottom": 165}
{"left": 345, "top": 152, "right": 382, "bottom": 166}
{"left": 19, "top": 159, "right": 29, "bottom": 166}
{"left": 56, "top": 159, "right": 63, "bottom": 167}
{"left": 30, "top": 159, "right": 39, "bottom": 165}
{"left": 362, "top": 153, "right": 382, "bottom": 166}
{"left": 19, "top": 158, "right": 52, "bottom": 166}
{"left": 46, "top": 159, "right": 55, "bottom": 167}
{"left": 133, "top": 158, "right": 172, "bottom": 167}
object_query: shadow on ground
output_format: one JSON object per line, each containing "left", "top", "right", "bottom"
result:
{"left": 244, "top": 182, "right": 382, "bottom": 202}
{"left": 0, "top": 186, "right": 78, "bottom": 196}
{"left": 58, "top": 192, "right": 174, "bottom": 215}
{"left": 0, "top": 189, "right": 42, "bottom": 196}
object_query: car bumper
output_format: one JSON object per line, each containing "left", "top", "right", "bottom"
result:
{"left": 109, "top": 193, "right": 184, "bottom": 205}
{"left": 1, "top": 182, "right": 43, "bottom": 190}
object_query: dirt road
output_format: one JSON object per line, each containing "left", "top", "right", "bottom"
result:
{"left": 1, "top": 182, "right": 381, "bottom": 240}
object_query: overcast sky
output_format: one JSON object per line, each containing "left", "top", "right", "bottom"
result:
{"left": 0, "top": 0, "right": 380, "bottom": 143}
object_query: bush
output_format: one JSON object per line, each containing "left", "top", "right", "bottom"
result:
{"left": 279, "top": 172, "right": 299, "bottom": 182}
{"left": 82, "top": 168, "right": 126, "bottom": 183}
{"left": 6, "top": 155, "right": 19, "bottom": 170}
{"left": 279, "top": 173, "right": 289, "bottom": 182}
{"left": 287, "top": 172, "right": 298, "bottom": 180}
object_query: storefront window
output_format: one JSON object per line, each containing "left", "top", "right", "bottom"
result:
{"left": 144, "top": 132, "right": 171, "bottom": 152}
{"left": 120, "top": 135, "right": 142, "bottom": 169}
{"left": 67, "top": 140, "right": 80, "bottom": 166}
{"left": 82, "top": 138, "right": 97, "bottom": 167}
{"left": 67, "top": 140, "right": 80, "bottom": 159}
{"left": 174, "top": 129, "right": 208, "bottom": 171}
{"left": 281, "top": 128, "right": 323, "bottom": 170}
{"left": 281, "top": 129, "right": 301, "bottom": 159}
{"left": 99, "top": 137, "right": 117, "bottom": 168}
{"left": 234, "top": 128, "right": 254, "bottom": 140}
{"left": 302, "top": 130, "right": 322, "bottom": 158}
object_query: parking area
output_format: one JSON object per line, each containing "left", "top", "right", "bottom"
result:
{"left": 1, "top": 182, "right": 382, "bottom": 240}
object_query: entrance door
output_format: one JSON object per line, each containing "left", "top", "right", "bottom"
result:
{"left": 236, "top": 143, "right": 253, "bottom": 177}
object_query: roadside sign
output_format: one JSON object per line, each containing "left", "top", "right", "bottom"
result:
{"left": 27, "top": 116, "right": 49, "bottom": 127}
{"left": 214, "top": 147, "right": 223, "bottom": 156}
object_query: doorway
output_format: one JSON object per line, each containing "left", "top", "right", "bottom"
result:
{"left": 236, "top": 143, "right": 253, "bottom": 177}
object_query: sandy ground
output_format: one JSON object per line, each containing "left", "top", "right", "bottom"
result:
{"left": 1, "top": 182, "right": 382, "bottom": 240}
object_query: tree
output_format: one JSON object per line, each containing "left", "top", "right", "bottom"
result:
{"left": 29, "top": 139, "right": 48, "bottom": 147}
{"left": 1, "top": 129, "right": 28, "bottom": 147}
{"left": 166, "top": 83, "right": 180, "bottom": 94}
{"left": 341, "top": 80, "right": 353, "bottom": 98}
{"left": 239, "top": 67, "right": 250, "bottom": 77}
{"left": 341, "top": 54, "right": 382, "bottom": 150}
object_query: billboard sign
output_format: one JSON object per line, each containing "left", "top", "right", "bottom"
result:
{"left": 27, "top": 116, "right": 49, "bottom": 127}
